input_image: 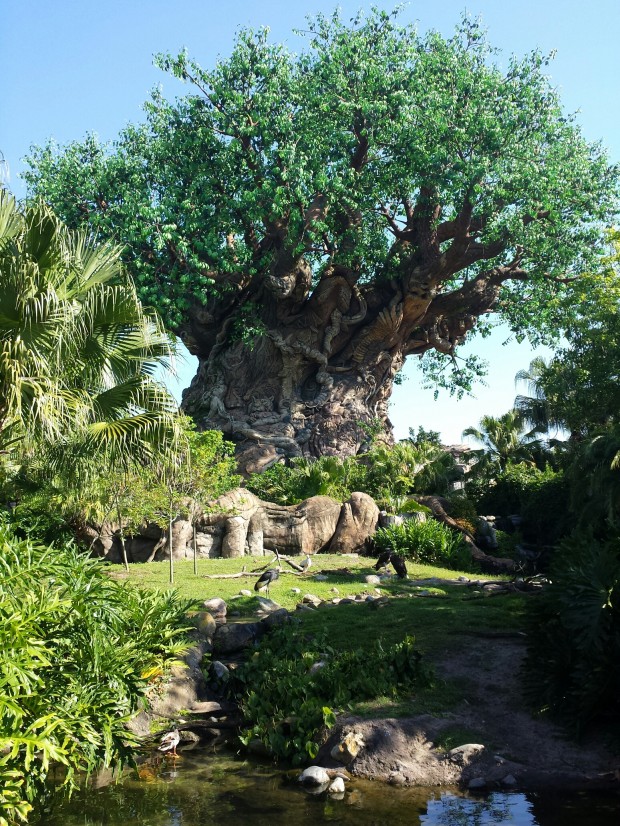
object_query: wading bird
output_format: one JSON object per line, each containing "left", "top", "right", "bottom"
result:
{"left": 300, "top": 554, "right": 312, "bottom": 574}
{"left": 254, "top": 568, "right": 280, "bottom": 597}
{"left": 158, "top": 728, "right": 180, "bottom": 757}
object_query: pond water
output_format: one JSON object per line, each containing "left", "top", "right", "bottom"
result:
{"left": 42, "top": 749, "right": 619, "bottom": 826}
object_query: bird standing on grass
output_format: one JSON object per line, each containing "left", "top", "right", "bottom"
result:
{"left": 300, "top": 554, "right": 312, "bottom": 574}
{"left": 374, "top": 549, "right": 393, "bottom": 572}
{"left": 158, "top": 728, "right": 180, "bottom": 757}
{"left": 254, "top": 568, "right": 280, "bottom": 597}
{"left": 390, "top": 553, "right": 408, "bottom": 579}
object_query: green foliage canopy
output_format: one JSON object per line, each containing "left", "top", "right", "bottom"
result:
{"left": 24, "top": 9, "right": 619, "bottom": 387}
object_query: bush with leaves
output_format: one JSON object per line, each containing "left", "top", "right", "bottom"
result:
{"left": 373, "top": 517, "right": 473, "bottom": 571}
{"left": 466, "top": 462, "right": 570, "bottom": 545}
{"left": 246, "top": 440, "right": 457, "bottom": 508}
{"left": 231, "top": 626, "right": 428, "bottom": 765}
{"left": 524, "top": 533, "right": 620, "bottom": 741}
{"left": 0, "top": 522, "right": 191, "bottom": 825}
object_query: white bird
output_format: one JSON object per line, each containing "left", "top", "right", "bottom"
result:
{"left": 158, "top": 728, "right": 180, "bottom": 756}
{"left": 300, "top": 554, "right": 312, "bottom": 574}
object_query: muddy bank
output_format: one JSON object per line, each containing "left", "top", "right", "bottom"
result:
{"left": 319, "top": 636, "right": 619, "bottom": 792}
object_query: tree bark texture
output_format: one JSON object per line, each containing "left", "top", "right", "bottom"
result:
{"left": 180, "top": 258, "right": 500, "bottom": 474}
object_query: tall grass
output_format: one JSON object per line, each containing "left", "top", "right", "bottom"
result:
{"left": 0, "top": 522, "right": 191, "bottom": 825}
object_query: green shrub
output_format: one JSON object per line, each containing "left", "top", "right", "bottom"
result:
{"left": 466, "top": 463, "right": 570, "bottom": 545}
{"left": 494, "top": 529, "right": 521, "bottom": 560}
{"left": 0, "top": 522, "right": 191, "bottom": 824}
{"left": 246, "top": 441, "right": 458, "bottom": 507}
{"left": 447, "top": 495, "right": 479, "bottom": 523}
{"left": 231, "top": 626, "right": 429, "bottom": 765}
{"left": 524, "top": 532, "right": 620, "bottom": 740}
{"left": 373, "top": 517, "right": 474, "bottom": 571}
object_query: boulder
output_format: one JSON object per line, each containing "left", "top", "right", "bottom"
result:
{"left": 212, "top": 622, "right": 263, "bottom": 655}
{"left": 192, "top": 611, "right": 217, "bottom": 639}
{"left": 330, "top": 730, "right": 365, "bottom": 764}
{"left": 299, "top": 766, "right": 331, "bottom": 787}
{"left": 328, "top": 777, "right": 346, "bottom": 794}
{"left": 328, "top": 492, "right": 380, "bottom": 553}
{"left": 261, "top": 608, "right": 291, "bottom": 630}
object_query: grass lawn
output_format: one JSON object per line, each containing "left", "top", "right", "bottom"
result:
{"left": 107, "top": 553, "right": 528, "bottom": 718}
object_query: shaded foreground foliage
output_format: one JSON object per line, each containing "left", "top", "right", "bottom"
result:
{"left": 0, "top": 522, "right": 191, "bottom": 826}
{"left": 524, "top": 533, "right": 620, "bottom": 742}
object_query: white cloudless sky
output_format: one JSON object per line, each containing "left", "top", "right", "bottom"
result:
{"left": 2, "top": 1, "right": 618, "bottom": 444}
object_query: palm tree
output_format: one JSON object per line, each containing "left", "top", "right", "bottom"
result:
{"left": 462, "top": 410, "right": 540, "bottom": 471}
{"left": 0, "top": 188, "right": 179, "bottom": 467}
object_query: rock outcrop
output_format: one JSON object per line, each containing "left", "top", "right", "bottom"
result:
{"left": 85, "top": 488, "right": 379, "bottom": 563}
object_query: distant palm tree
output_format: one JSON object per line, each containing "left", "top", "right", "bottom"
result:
{"left": 462, "top": 410, "right": 540, "bottom": 470}
{"left": 0, "top": 188, "right": 178, "bottom": 466}
{"left": 514, "top": 357, "right": 566, "bottom": 437}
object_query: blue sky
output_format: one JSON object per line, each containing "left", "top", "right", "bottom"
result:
{"left": 2, "top": 1, "right": 618, "bottom": 443}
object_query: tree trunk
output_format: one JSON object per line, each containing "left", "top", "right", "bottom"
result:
{"left": 182, "top": 326, "right": 402, "bottom": 474}
{"left": 116, "top": 501, "right": 129, "bottom": 572}
{"left": 180, "top": 267, "right": 483, "bottom": 475}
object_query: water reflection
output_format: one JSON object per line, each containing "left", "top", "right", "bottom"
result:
{"left": 42, "top": 749, "right": 619, "bottom": 826}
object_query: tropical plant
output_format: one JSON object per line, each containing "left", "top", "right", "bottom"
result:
{"left": 466, "top": 461, "right": 570, "bottom": 545}
{"left": 524, "top": 532, "right": 620, "bottom": 739}
{"left": 463, "top": 411, "right": 543, "bottom": 471}
{"left": 0, "top": 520, "right": 191, "bottom": 825}
{"left": 514, "top": 357, "right": 561, "bottom": 437}
{"left": 25, "top": 10, "right": 618, "bottom": 473}
{"left": 136, "top": 418, "right": 241, "bottom": 581}
{"left": 0, "top": 188, "right": 178, "bottom": 469}
{"left": 565, "top": 427, "right": 620, "bottom": 532}
{"left": 232, "top": 625, "right": 428, "bottom": 764}
{"left": 373, "top": 517, "right": 472, "bottom": 571}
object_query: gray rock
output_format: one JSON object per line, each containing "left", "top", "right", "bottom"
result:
{"left": 189, "top": 700, "right": 223, "bottom": 714}
{"left": 179, "top": 729, "right": 201, "bottom": 744}
{"left": 446, "top": 743, "right": 485, "bottom": 765}
{"left": 468, "top": 777, "right": 487, "bottom": 790}
{"left": 211, "top": 660, "right": 230, "bottom": 681}
{"left": 314, "top": 574, "right": 329, "bottom": 582}
{"left": 239, "top": 589, "right": 252, "bottom": 597}
{"left": 309, "top": 660, "right": 327, "bottom": 674}
{"left": 302, "top": 593, "right": 322, "bottom": 606}
{"left": 203, "top": 597, "right": 227, "bottom": 616}
{"left": 299, "top": 766, "right": 330, "bottom": 787}
{"left": 261, "top": 608, "right": 291, "bottom": 629}
{"left": 192, "top": 611, "right": 217, "bottom": 639}
{"left": 256, "top": 597, "right": 282, "bottom": 613}
{"left": 212, "top": 622, "right": 263, "bottom": 655}
{"left": 291, "top": 587, "right": 301, "bottom": 594}
{"left": 501, "top": 774, "right": 518, "bottom": 788}
{"left": 328, "top": 777, "right": 346, "bottom": 794}
{"left": 364, "top": 574, "right": 381, "bottom": 585}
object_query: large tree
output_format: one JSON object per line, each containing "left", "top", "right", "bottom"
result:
{"left": 25, "top": 10, "right": 619, "bottom": 473}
